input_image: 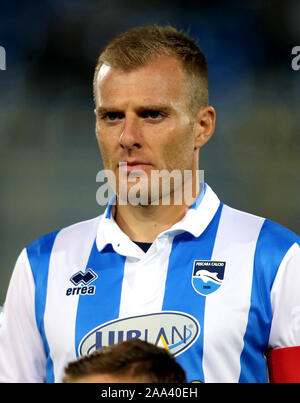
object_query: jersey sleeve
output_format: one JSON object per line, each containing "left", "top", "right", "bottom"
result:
{"left": 268, "top": 242, "right": 300, "bottom": 349}
{"left": 0, "top": 249, "right": 46, "bottom": 382}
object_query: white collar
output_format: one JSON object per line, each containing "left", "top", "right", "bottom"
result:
{"left": 96, "top": 183, "right": 220, "bottom": 254}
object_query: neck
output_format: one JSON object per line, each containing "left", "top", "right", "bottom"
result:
{"left": 115, "top": 203, "right": 188, "bottom": 243}
{"left": 115, "top": 176, "right": 201, "bottom": 243}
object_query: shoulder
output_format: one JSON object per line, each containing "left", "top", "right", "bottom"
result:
{"left": 257, "top": 217, "right": 300, "bottom": 253}
{"left": 25, "top": 215, "right": 103, "bottom": 264}
{"left": 221, "top": 204, "right": 300, "bottom": 284}
{"left": 221, "top": 204, "right": 300, "bottom": 249}
{"left": 254, "top": 217, "right": 300, "bottom": 285}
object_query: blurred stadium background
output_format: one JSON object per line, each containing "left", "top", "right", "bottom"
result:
{"left": 0, "top": 0, "right": 300, "bottom": 303}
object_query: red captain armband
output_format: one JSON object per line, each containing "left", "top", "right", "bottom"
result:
{"left": 267, "top": 346, "right": 300, "bottom": 383}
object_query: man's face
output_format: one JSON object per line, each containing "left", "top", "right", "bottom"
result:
{"left": 94, "top": 56, "right": 201, "bottom": 204}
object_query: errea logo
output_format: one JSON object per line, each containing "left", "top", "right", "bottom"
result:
{"left": 66, "top": 268, "right": 97, "bottom": 296}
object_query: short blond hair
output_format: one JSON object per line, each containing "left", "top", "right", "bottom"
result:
{"left": 93, "top": 25, "right": 209, "bottom": 114}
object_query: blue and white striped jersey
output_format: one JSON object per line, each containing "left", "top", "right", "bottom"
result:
{"left": 0, "top": 183, "right": 300, "bottom": 383}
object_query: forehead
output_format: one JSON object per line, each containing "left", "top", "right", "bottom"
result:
{"left": 95, "top": 56, "right": 187, "bottom": 107}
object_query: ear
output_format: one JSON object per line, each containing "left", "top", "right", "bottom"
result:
{"left": 193, "top": 106, "right": 216, "bottom": 150}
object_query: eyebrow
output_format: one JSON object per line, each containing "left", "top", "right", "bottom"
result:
{"left": 96, "top": 107, "right": 122, "bottom": 117}
{"left": 136, "top": 105, "right": 172, "bottom": 114}
{"left": 96, "top": 105, "right": 173, "bottom": 116}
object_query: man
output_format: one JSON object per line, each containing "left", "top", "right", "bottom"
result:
{"left": 0, "top": 25, "right": 300, "bottom": 383}
{"left": 63, "top": 339, "right": 187, "bottom": 383}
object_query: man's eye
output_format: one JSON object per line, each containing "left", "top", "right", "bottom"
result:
{"left": 141, "top": 110, "right": 164, "bottom": 119}
{"left": 103, "top": 112, "right": 123, "bottom": 121}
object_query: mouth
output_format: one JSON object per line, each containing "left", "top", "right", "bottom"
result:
{"left": 118, "top": 161, "right": 153, "bottom": 173}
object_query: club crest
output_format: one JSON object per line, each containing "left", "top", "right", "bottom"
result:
{"left": 192, "top": 260, "right": 225, "bottom": 296}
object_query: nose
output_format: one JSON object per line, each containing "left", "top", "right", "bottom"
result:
{"left": 119, "top": 115, "right": 142, "bottom": 150}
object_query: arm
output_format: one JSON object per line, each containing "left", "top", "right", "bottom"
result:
{"left": 268, "top": 346, "right": 300, "bottom": 382}
{"left": 268, "top": 243, "right": 300, "bottom": 382}
{"left": 0, "top": 249, "right": 46, "bottom": 382}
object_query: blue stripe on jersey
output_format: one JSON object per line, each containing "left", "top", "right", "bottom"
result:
{"left": 162, "top": 203, "right": 223, "bottom": 383}
{"left": 239, "top": 219, "right": 300, "bottom": 382}
{"left": 190, "top": 182, "right": 206, "bottom": 210}
{"left": 26, "top": 230, "right": 59, "bottom": 383}
{"left": 75, "top": 241, "right": 126, "bottom": 356}
{"left": 105, "top": 195, "right": 117, "bottom": 218}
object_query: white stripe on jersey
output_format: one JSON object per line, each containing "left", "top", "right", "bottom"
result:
{"left": 202, "top": 205, "right": 264, "bottom": 382}
{"left": 269, "top": 242, "right": 300, "bottom": 348}
{"left": 0, "top": 249, "right": 46, "bottom": 382}
{"left": 118, "top": 235, "right": 174, "bottom": 318}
